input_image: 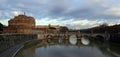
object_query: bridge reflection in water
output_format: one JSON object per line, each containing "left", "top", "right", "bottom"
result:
{"left": 15, "top": 35, "right": 120, "bottom": 57}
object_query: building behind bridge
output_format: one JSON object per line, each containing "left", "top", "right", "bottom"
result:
{"left": 34, "top": 24, "right": 60, "bottom": 34}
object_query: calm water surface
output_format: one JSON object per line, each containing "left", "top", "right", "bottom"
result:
{"left": 15, "top": 36, "right": 120, "bottom": 57}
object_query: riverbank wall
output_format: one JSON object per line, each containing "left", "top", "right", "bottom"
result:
{"left": 0, "top": 33, "right": 37, "bottom": 53}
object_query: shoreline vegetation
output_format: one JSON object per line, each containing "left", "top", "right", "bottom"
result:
{"left": 80, "top": 23, "right": 120, "bottom": 34}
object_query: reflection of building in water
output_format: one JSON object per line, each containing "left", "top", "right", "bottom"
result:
{"left": 3, "top": 15, "right": 35, "bottom": 34}
{"left": 36, "top": 39, "right": 91, "bottom": 48}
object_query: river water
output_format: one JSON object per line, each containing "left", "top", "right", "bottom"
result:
{"left": 15, "top": 36, "right": 120, "bottom": 57}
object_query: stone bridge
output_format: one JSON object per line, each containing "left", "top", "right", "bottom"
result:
{"left": 37, "top": 33, "right": 81, "bottom": 39}
{"left": 37, "top": 33, "right": 110, "bottom": 41}
{"left": 80, "top": 33, "right": 110, "bottom": 40}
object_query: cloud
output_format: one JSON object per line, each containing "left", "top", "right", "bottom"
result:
{"left": 0, "top": 11, "right": 2, "bottom": 16}
{"left": 0, "top": 0, "right": 120, "bottom": 29}
{"left": 0, "top": 0, "right": 120, "bottom": 19}
{"left": 11, "top": 11, "right": 23, "bottom": 16}
{"left": 63, "top": 20, "right": 104, "bottom": 29}
{"left": 104, "top": 7, "right": 120, "bottom": 16}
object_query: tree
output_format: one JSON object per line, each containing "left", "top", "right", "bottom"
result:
{"left": 59, "top": 26, "right": 69, "bottom": 33}
{"left": 0, "top": 23, "right": 3, "bottom": 33}
{"left": 99, "top": 23, "right": 108, "bottom": 28}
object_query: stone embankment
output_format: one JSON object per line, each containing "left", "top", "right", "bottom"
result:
{"left": 0, "top": 34, "right": 37, "bottom": 53}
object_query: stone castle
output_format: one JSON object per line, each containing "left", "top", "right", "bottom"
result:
{"left": 3, "top": 14, "right": 60, "bottom": 34}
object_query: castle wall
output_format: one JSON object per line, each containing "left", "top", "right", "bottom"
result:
{"left": 3, "top": 15, "right": 35, "bottom": 34}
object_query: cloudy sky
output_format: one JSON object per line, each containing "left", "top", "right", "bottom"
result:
{"left": 0, "top": 0, "right": 120, "bottom": 29}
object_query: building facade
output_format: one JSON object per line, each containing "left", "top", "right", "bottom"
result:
{"left": 3, "top": 15, "right": 35, "bottom": 34}
{"left": 34, "top": 24, "right": 60, "bottom": 34}
{"left": 3, "top": 15, "right": 63, "bottom": 34}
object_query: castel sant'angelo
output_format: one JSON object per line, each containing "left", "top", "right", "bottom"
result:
{"left": 3, "top": 14, "right": 60, "bottom": 34}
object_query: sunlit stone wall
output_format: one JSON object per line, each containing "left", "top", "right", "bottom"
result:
{"left": 3, "top": 15, "right": 35, "bottom": 34}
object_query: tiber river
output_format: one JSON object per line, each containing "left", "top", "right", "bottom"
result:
{"left": 15, "top": 35, "right": 120, "bottom": 57}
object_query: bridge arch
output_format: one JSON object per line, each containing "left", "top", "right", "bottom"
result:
{"left": 46, "top": 35, "right": 53, "bottom": 39}
{"left": 95, "top": 35, "right": 105, "bottom": 41}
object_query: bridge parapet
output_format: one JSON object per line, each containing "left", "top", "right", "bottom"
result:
{"left": 37, "top": 33, "right": 78, "bottom": 39}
